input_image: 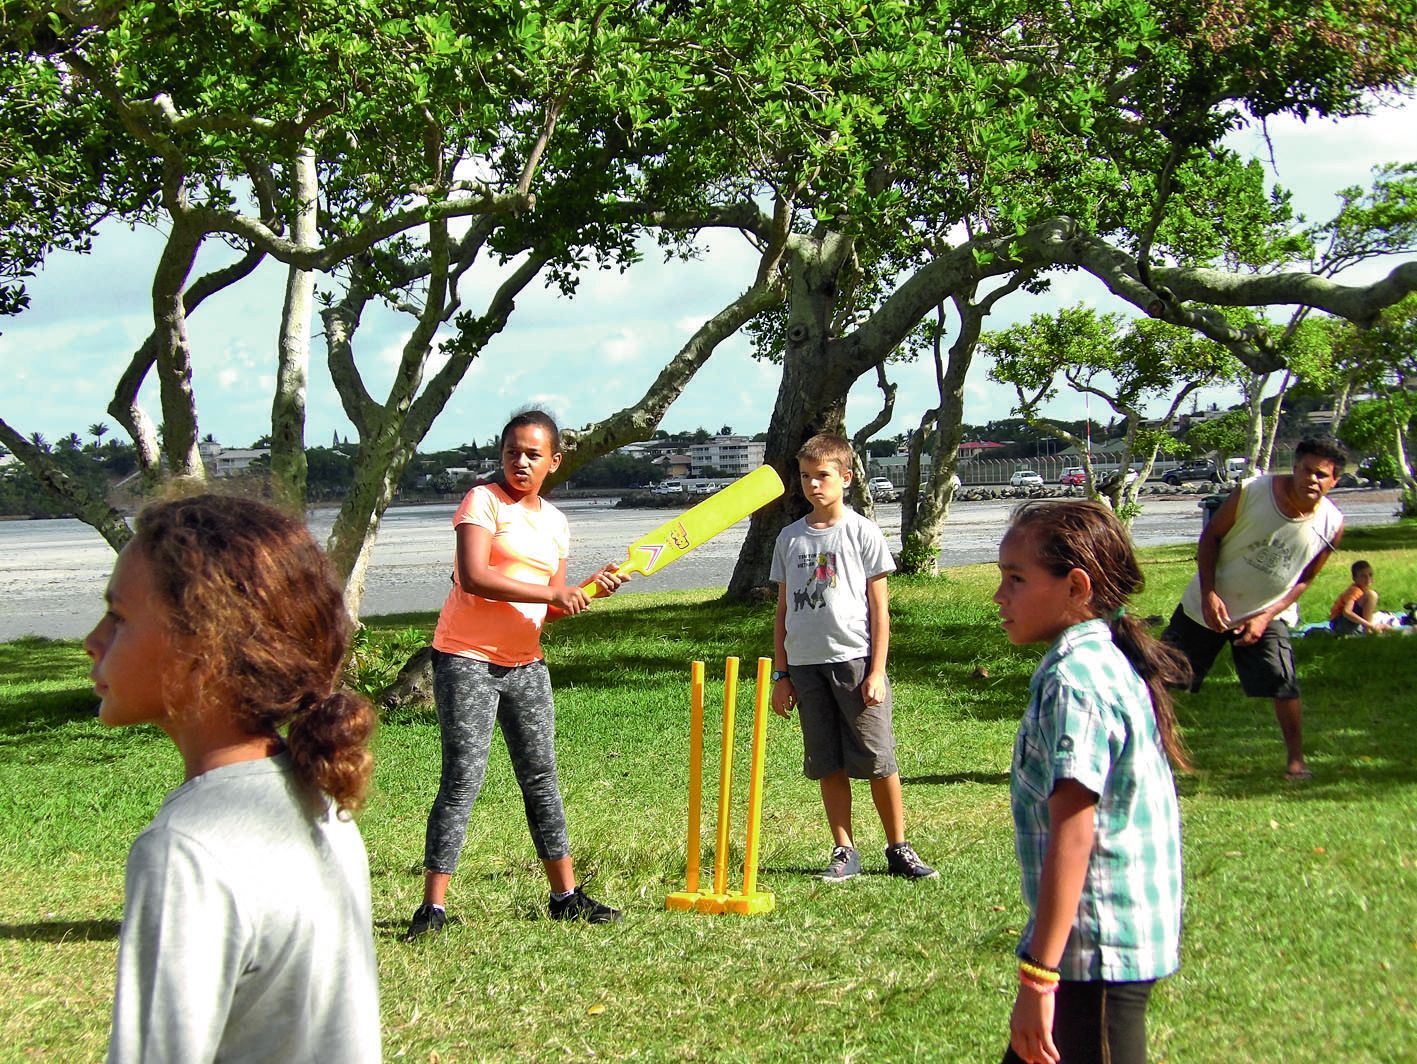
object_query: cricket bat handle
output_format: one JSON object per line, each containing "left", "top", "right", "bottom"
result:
{"left": 579, "top": 563, "right": 628, "bottom": 600}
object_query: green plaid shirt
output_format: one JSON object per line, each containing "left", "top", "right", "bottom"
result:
{"left": 1011, "top": 619, "right": 1183, "bottom": 982}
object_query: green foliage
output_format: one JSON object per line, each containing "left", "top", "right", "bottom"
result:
{"left": 344, "top": 625, "right": 430, "bottom": 699}
{"left": 0, "top": 440, "right": 135, "bottom": 517}
{"left": 1310, "top": 162, "right": 1417, "bottom": 274}
{"left": 569, "top": 452, "right": 665, "bottom": 489}
{"left": 896, "top": 530, "right": 939, "bottom": 575}
{"left": 1187, "top": 409, "right": 1251, "bottom": 459}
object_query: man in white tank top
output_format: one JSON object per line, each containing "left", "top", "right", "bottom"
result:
{"left": 1163, "top": 438, "right": 1348, "bottom": 781}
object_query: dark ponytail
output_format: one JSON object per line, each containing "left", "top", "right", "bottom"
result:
{"left": 1105, "top": 612, "right": 1192, "bottom": 771}
{"left": 1010, "top": 501, "right": 1192, "bottom": 771}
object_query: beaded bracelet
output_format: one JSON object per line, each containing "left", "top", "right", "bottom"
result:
{"left": 1020, "top": 951, "right": 1061, "bottom": 977}
{"left": 1018, "top": 959, "right": 1060, "bottom": 985}
{"left": 1018, "top": 972, "right": 1060, "bottom": 996}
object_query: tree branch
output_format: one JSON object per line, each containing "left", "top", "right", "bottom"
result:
{"left": 0, "top": 417, "right": 133, "bottom": 550}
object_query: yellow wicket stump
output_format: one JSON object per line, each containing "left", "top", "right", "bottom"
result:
{"left": 666, "top": 656, "right": 775, "bottom": 916}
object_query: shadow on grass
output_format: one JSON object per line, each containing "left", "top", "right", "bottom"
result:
{"left": 902, "top": 771, "right": 1009, "bottom": 787}
{"left": 1174, "top": 634, "right": 1417, "bottom": 800}
{"left": 0, "top": 919, "right": 120, "bottom": 943}
{"left": 0, "top": 636, "right": 89, "bottom": 685}
{"left": 0, "top": 686, "right": 100, "bottom": 739}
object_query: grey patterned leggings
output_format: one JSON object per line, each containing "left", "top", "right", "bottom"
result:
{"left": 423, "top": 651, "right": 570, "bottom": 872}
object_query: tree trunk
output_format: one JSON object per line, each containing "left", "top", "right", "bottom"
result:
{"left": 1244, "top": 369, "right": 1267, "bottom": 472}
{"left": 151, "top": 219, "right": 207, "bottom": 482}
{"left": 899, "top": 299, "right": 978, "bottom": 575}
{"left": 1331, "top": 371, "right": 1355, "bottom": 435}
{"left": 1258, "top": 370, "right": 1293, "bottom": 472}
{"left": 726, "top": 234, "right": 861, "bottom": 600}
{"left": 327, "top": 426, "right": 421, "bottom": 618}
{"left": 107, "top": 338, "right": 164, "bottom": 488}
{"left": 269, "top": 146, "right": 318, "bottom": 510}
{"left": 847, "top": 363, "right": 896, "bottom": 520}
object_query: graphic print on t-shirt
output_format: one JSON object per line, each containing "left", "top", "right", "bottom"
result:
{"left": 1243, "top": 531, "right": 1301, "bottom": 582}
{"left": 791, "top": 550, "right": 839, "bottom": 611}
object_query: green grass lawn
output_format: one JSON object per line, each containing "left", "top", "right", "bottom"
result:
{"left": 2, "top": 524, "right": 1415, "bottom": 1061}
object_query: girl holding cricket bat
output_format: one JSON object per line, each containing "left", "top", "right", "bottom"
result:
{"left": 993, "top": 501, "right": 1190, "bottom": 1064}
{"left": 406, "top": 409, "right": 627, "bottom": 940}
{"left": 86, "top": 495, "right": 380, "bottom": 1062}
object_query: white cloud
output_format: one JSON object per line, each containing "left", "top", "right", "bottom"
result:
{"left": 599, "top": 330, "right": 641, "bottom": 364}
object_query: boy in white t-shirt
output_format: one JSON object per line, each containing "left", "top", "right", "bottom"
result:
{"left": 770, "top": 434, "right": 936, "bottom": 882}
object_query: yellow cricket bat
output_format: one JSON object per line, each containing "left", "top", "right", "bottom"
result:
{"left": 582, "top": 465, "right": 785, "bottom": 598}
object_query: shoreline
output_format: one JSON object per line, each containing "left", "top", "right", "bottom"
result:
{"left": 1, "top": 488, "right": 1402, "bottom": 642}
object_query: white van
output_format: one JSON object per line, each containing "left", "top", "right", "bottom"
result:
{"left": 867, "top": 477, "right": 898, "bottom": 501}
{"left": 653, "top": 480, "right": 685, "bottom": 495}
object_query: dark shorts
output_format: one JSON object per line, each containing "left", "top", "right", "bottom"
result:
{"left": 1001, "top": 979, "right": 1157, "bottom": 1064}
{"left": 788, "top": 659, "right": 898, "bottom": 780}
{"left": 1330, "top": 615, "right": 1362, "bottom": 636}
{"left": 1162, "top": 605, "right": 1300, "bottom": 700}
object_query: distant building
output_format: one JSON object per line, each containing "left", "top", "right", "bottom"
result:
{"left": 209, "top": 448, "right": 270, "bottom": 477}
{"left": 198, "top": 440, "right": 271, "bottom": 478}
{"left": 655, "top": 453, "right": 694, "bottom": 477}
{"left": 688, "top": 435, "right": 765, "bottom": 476}
{"left": 956, "top": 441, "right": 1007, "bottom": 456}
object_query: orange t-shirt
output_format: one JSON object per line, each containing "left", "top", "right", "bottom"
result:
{"left": 431, "top": 484, "right": 570, "bottom": 666}
{"left": 1329, "top": 584, "right": 1362, "bottom": 622}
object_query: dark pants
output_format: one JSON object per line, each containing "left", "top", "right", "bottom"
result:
{"left": 1001, "top": 979, "right": 1156, "bottom": 1064}
{"left": 423, "top": 651, "right": 569, "bottom": 871}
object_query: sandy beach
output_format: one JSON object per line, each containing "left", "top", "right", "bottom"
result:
{"left": 1, "top": 488, "right": 1401, "bottom": 641}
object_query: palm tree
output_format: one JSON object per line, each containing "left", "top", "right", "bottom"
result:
{"left": 60, "top": 432, "right": 83, "bottom": 451}
{"left": 88, "top": 422, "right": 110, "bottom": 445}
{"left": 28, "top": 431, "right": 49, "bottom": 453}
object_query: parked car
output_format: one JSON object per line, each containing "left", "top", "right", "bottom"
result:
{"left": 1009, "top": 469, "right": 1044, "bottom": 488}
{"left": 1060, "top": 466, "right": 1086, "bottom": 486}
{"left": 867, "top": 477, "right": 898, "bottom": 501}
{"left": 1162, "top": 460, "right": 1220, "bottom": 486}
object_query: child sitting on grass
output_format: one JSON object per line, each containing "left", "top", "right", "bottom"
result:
{"left": 993, "top": 500, "right": 1190, "bottom": 1064}
{"left": 770, "top": 433, "right": 935, "bottom": 882}
{"left": 86, "top": 495, "right": 380, "bottom": 1063}
{"left": 1329, "top": 559, "right": 1392, "bottom": 635}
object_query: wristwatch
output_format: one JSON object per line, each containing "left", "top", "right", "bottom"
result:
{"left": 771, "top": 669, "right": 790, "bottom": 682}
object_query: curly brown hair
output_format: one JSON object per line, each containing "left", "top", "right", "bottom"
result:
{"left": 133, "top": 494, "right": 375, "bottom": 814}
{"left": 1008, "top": 500, "right": 1192, "bottom": 770}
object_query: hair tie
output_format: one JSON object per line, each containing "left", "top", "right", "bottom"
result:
{"left": 1111, "top": 606, "right": 1126, "bottom": 622}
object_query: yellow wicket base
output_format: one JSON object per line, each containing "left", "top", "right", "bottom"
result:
{"left": 724, "top": 891, "right": 775, "bottom": 916}
{"left": 664, "top": 891, "right": 703, "bottom": 912}
{"left": 693, "top": 892, "right": 732, "bottom": 915}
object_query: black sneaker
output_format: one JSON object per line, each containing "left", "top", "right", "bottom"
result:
{"left": 885, "top": 842, "right": 938, "bottom": 880}
{"left": 549, "top": 886, "right": 622, "bottom": 924}
{"left": 820, "top": 845, "right": 861, "bottom": 882}
{"left": 403, "top": 902, "right": 447, "bottom": 941}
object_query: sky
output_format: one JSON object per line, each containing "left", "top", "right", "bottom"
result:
{"left": 3, "top": 100, "right": 1414, "bottom": 456}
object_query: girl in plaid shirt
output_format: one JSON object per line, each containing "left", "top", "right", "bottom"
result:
{"left": 994, "top": 501, "right": 1191, "bottom": 1064}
